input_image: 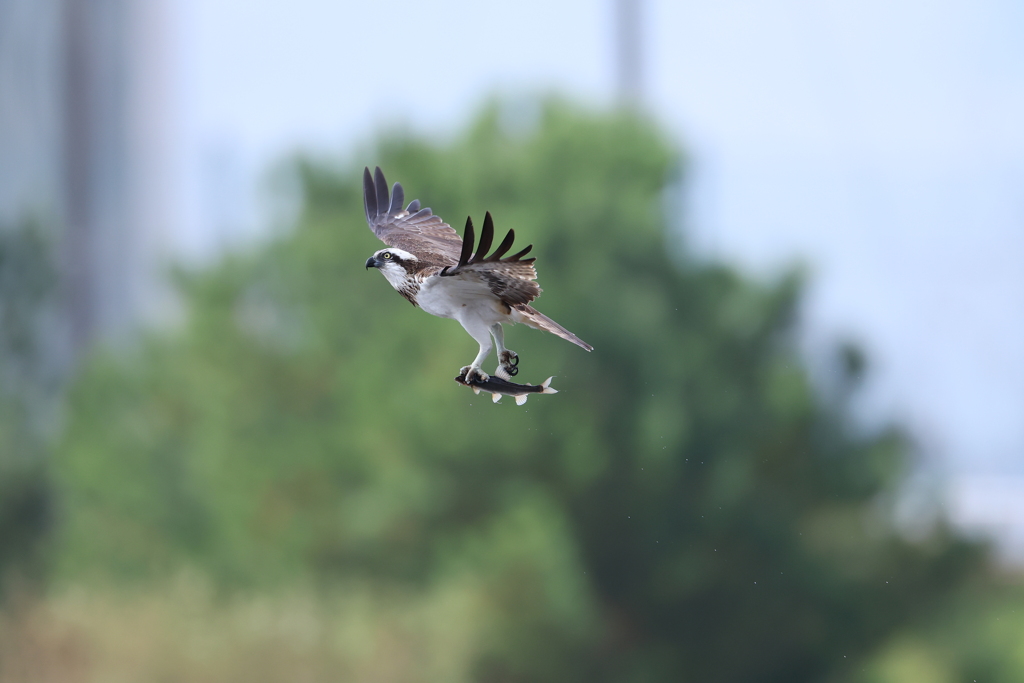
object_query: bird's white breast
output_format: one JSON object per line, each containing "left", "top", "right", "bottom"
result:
{"left": 417, "top": 274, "right": 509, "bottom": 326}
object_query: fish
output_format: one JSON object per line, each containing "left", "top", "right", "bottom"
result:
{"left": 455, "top": 369, "right": 558, "bottom": 405}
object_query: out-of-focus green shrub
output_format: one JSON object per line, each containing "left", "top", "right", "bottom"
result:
{"left": 0, "top": 222, "right": 56, "bottom": 594}
{"left": 856, "top": 584, "right": 1024, "bottom": 683}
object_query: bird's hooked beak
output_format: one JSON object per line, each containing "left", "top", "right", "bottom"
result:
{"left": 365, "top": 257, "right": 378, "bottom": 270}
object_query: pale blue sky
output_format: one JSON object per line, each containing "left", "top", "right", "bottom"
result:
{"left": 171, "top": 0, "right": 1024, "bottom": 511}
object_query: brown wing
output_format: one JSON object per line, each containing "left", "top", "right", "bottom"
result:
{"left": 440, "top": 211, "right": 542, "bottom": 306}
{"left": 460, "top": 262, "right": 542, "bottom": 307}
{"left": 363, "top": 167, "right": 462, "bottom": 268}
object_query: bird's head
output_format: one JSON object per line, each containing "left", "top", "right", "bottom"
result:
{"left": 365, "top": 248, "right": 418, "bottom": 290}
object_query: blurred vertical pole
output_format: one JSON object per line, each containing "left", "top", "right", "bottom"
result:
{"left": 615, "top": 0, "right": 643, "bottom": 106}
{"left": 61, "top": 0, "right": 96, "bottom": 350}
{"left": 2, "top": 0, "right": 172, "bottom": 360}
{"left": 58, "top": 0, "right": 173, "bottom": 353}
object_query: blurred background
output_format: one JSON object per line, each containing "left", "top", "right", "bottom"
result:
{"left": 1, "top": 0, "right": 1022, "bottom": 681}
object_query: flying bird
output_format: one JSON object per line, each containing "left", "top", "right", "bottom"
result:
{"left": 362, "top": 167, "right": 592, "bottom": 384}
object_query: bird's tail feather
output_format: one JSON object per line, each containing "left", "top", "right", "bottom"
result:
{"left": 512, "top": 305, "right": 593, "bottom": 352}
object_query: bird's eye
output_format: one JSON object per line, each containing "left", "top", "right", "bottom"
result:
{"left": 382, "top": 252, "right": 392, "bottom": 260}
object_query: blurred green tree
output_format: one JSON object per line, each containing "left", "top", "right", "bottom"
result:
{"left": 0, "top": 222, "right": 57, "bottom": 594}
{"left": 52, "top": 99, "right": 986, "bottom": 682}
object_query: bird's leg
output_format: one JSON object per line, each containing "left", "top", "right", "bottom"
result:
{"left": 459, "top": 320, "right": 493, "bottom": 384}
{"left": 491, "top": 323, "right": 519, "bottom": 377}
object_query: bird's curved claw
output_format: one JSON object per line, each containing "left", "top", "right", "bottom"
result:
{"left": 499, "top": 350, "right": 519, "bottom": 377}
{"left": 461, "top": 366, "right": 490, "bottom": 384}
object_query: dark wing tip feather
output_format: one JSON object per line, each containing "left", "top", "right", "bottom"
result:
{"left": 389, "top": 182, "right": 405, "bottom": 214}
{"left": 458, "top": 216, "right": 475, "bottom": 268}
{"left": 508, "top": 244, "right": 533, "bottom": 260}
{"left": 473, "top": 212, "right": 494, "bottom": 262}
{"left": 487, "top": 228, "right": 516, "bottom": 261}
{"left": 406, "top": 207, "right": 435, "bottom": 223}
{"left": 373, "top": 167, "right": 389, "bottom": 218}
{"left": 406, "top": 199, "right": 420, "bottom": 212}
{"left": 362, "top": 167, "right": 376, "bottom": 223}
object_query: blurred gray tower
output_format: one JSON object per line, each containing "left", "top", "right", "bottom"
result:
{"left": 0, "top": 0, "right": 174, "bottom": 352}
{"left": 615, "top": 0, "right": 643, "bottom": 104}
{"left": 0, "top": 0, "right": 64, "bottom": 228}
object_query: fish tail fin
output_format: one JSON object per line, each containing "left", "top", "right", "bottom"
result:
{"left": 491, "top": 393, "right": 502, "bottom": 404}
{"left": 515, "top": 394, "right": 529, "bottom": 406}
{"left": 540, "top": 377, "right": 558, "bottom": 394}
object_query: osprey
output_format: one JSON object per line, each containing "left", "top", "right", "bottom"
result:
{"left": 362, "top": 167, "right": 592, "bottom": 384}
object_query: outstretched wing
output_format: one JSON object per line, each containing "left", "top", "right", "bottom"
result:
{"left": 441, "top": 211, "right": 542, "bottom": 307}
{"left": 363, "top": 166, "right": 463, "bottom": 267}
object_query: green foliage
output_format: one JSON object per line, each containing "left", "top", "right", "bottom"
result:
{"left": 0, "top": 221, "right": 57, "bottom": 591}
{"left": 856, "top": 584, "right": 1024, "bottom": 683}
{"left": 52, "top": 99, "right": 986, "bottom": 682}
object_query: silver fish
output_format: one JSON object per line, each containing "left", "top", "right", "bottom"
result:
{"left": 455, "top": 369, "right": 558, "bottom": 405}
